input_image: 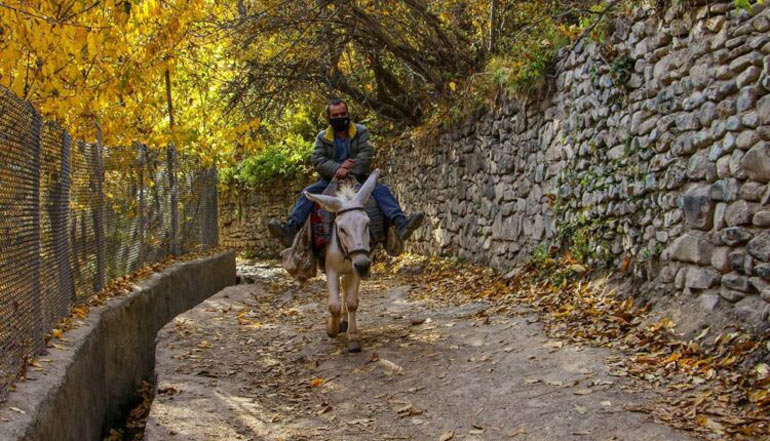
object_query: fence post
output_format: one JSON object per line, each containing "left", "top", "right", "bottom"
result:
{"left": 57, "top": 130, "right": 75, "bottom": 302}
{"left": 167, "top": 145, "right": 178, "bottom": 256}
{"left": 30, "top": 104, "right": 44, "bottom": 351}
{"left": 138, "top": 143, "right": 146, "bottom": 266}
{"left": 94, "top": 123, "right": 106, "bottom": 292}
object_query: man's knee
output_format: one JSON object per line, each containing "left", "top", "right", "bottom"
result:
{"left": 372, "top": 183, "right": 391, "bottom": 194}
{"left": 303, "top": 180, "right": 329, "bottom": 195}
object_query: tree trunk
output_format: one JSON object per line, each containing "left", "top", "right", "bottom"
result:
{"left": 489, "top": 0, "right": 499, "bottom": 53}
{"left": 165, "top": 66, "right": 179, "bottom": 256}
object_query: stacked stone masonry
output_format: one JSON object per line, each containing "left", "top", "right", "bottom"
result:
{"left": 219, "top": 178, "right": 310, "bottom": 257}
{"left": 377, "top": 1, "right": 770, "bottom": 325}
{"left": 219, "top": 2, "right": 770, "bottom": 324}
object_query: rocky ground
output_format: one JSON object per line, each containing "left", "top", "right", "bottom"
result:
{"left": 144, "top": 260, "right": 701, "bottom": 441}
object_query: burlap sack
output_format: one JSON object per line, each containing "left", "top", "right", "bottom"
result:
{"left": 280, "top": 218, "right": 317, "bottom": 282}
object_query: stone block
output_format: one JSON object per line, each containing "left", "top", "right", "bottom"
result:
{"left": 720, "top": 287, "right": 747, "bottom": 303}
{"left": 675, "top": 266, "right": 686, "bottom": 289}
{"left": 740, "top": 181, "right": 765, "bottom": 201}
{"left": 664, "top": 233, "right": 713, "bottom": 265}
{"left": 724, "top": 200, "right": 753, "bottom": 226}
{"left": 754, "top": 210, "right": 770, "bottom": 226}
{"left": 687, "top": 153, "right": 711, "bottom": 180}
{"left": 729, "top": 51, "right": 763, "bottom": 74}
{"left": 750, "top": 276, "right": 770, "bottom": 292}
{"left": 682, "top": 186, "right": 714, "bottom": 230}
{"left": 736, "top": 66, "right": 761, "bottom": 88}
{"left": 734, "top": 296, "right": 770, "bottom": 323}
{"left": 755, "top": 263, "right": 770, "bottom": 280}
{"left": 748, "top": 232, "right": 770, "bottom": 261}
{"left": 759, "top": 95, "right": 770, "bottom": 125}
{"left": 685, "top": 266, "right": 721, "bottom": 289}
{"left": 736, "top": 130, "right": 760, "bottom": 150}
{"left": 742, "top": 143, "right": 770, "bottom": 182}
{"left": 729, "top": 250, "right": 746, "bottom": 272}
{"left": 711, "top": 246, "right": 731, "bottom": 273}
{"left": 729, "top": 150, "right": 747, "bottom": 179}
{"left": 720, "top": 227, "right": 753, "bottom": 246}
{"left": 723, "top": 272, "right": 754, "bottom": 292}
{"left": 709, "top": 178, "right": 739, "bottom": 202}
{"left": 699, "top": 292, "right": 721, "bottom": 311}
{"left": 736, "top": 86, "right": 758, "bottom": 112}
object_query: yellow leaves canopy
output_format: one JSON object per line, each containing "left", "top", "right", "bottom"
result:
{"left": 0, "top": 0, "right": 241, "bottom": 164}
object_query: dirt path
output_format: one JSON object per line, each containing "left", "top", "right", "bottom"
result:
{"left": 145, "top": 262, "right": 694, "bottom": 441}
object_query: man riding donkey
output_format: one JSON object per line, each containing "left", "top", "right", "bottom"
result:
{"left": 268, "top": 99, "right": 424, "bottom": 249}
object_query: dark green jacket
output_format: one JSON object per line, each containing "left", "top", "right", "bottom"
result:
{"left": 311, "top": 122, "right": 373, "bottom": 180}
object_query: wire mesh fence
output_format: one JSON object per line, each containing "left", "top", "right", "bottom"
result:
{"left": 0, "top": 85, "right": 218, "bottom": 398}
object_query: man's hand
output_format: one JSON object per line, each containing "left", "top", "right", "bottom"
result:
{"left": 336, "top": 159, "right": 355, "bottom": 179}
{"left": 335, "top": 167, "right": 349, "bottom": 179}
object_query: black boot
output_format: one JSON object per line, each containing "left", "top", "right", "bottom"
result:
{"left": 395, "top": 212, "right": 424, "bottom": 241}
{"left": 267, "top": 219, "right": 299, "bottom": 248}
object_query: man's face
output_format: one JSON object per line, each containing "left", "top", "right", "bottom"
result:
{"left": 328, "top": 103, "right": 349, "bottom": 120}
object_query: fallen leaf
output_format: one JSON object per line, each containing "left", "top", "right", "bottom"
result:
{"left": 439, "top": 431, "right": 454, "bottom": 441}
{"left": 696, "top": 415, "right": 724, "bottom": 433}
{"left": 311, "top": 378, "right": 324, "bottom": 387}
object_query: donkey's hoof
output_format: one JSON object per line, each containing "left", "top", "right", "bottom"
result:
{"left": 348, "top": 340, "right": 361, "bottom": 353}
{"left": 326, "top": 317, "right": 340, "bottom": 337}
{"left": 340, "top": 320, "right": 348, "bottom": 333}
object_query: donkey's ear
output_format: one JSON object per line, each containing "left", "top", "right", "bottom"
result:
{"left": 305, "top": 192, "right": 344, "bottom": 213}
{"left": 354, "top": 169, "right": 379, "bottom": 205}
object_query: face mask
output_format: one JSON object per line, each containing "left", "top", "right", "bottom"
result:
{"left": 330, "top": 116, "right": 350, "bottom": 132}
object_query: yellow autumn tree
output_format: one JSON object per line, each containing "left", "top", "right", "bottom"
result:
{"left": 0, "top": 0, "right": 257, "bottom": 164}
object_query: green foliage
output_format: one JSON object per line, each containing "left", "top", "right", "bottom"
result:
{"left": 733, "top": 0, "right": 759, "bottom": 11}
{"left": 485, "top": 3, "right": 575, "bottom": 94}
{"left": 609, "top": 54, "right": 633, "bottom": 89}
{"left": 235, "top": 138, "right": 313, "bottom": 186}
{"left": 529, "top": 243, "right": 552, "bottom": 266}
{"left": 220, "top": 103, "right": 320, "bottom": 187}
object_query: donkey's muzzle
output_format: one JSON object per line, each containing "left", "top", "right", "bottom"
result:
{"left": 354, "top": 261, "right": 371, "bottom": 278}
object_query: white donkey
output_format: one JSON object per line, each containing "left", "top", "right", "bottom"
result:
{"left": 304, "top": 170, "right": 379, "bottom": 353}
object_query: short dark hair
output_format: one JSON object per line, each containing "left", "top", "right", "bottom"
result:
{"left": 326, "top": 99, "right": 348, "bottom": 117}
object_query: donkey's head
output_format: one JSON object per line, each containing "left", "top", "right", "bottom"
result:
{"left": 305, "top": 170, "right": 379, "bottom": 278}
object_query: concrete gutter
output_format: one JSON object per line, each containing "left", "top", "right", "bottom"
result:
{"left": 0, "top": 251, "right": 236, "bottom": 441}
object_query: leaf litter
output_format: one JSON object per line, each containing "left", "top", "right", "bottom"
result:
{"left": 374, "top": 253, "right": 770, "bottom": 439}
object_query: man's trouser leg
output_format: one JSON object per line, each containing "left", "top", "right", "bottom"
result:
{"left": 288, "top": 179, "right": 329, "bottom": 227}
{"left": 371, "top": 183, "right": 405, "bottom": 224}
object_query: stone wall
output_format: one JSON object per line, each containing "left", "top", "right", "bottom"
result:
{"left": 378, "top": 1, "right": 770, "bottom": 325}
{"left": 220, "top": 2, "right": 770, "bottom": 325}
{"left": 219, "top": 177, "right": 311, "bottom": 256}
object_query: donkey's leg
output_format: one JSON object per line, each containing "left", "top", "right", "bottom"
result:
{"left": 339, "top": 275, "right": 350, "bottom": 334}
{"left": 342, "top": 272, "right": 362, "bottom": 353}
{"left": 326, "top": 269, "right": 342, "bottom": 337}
